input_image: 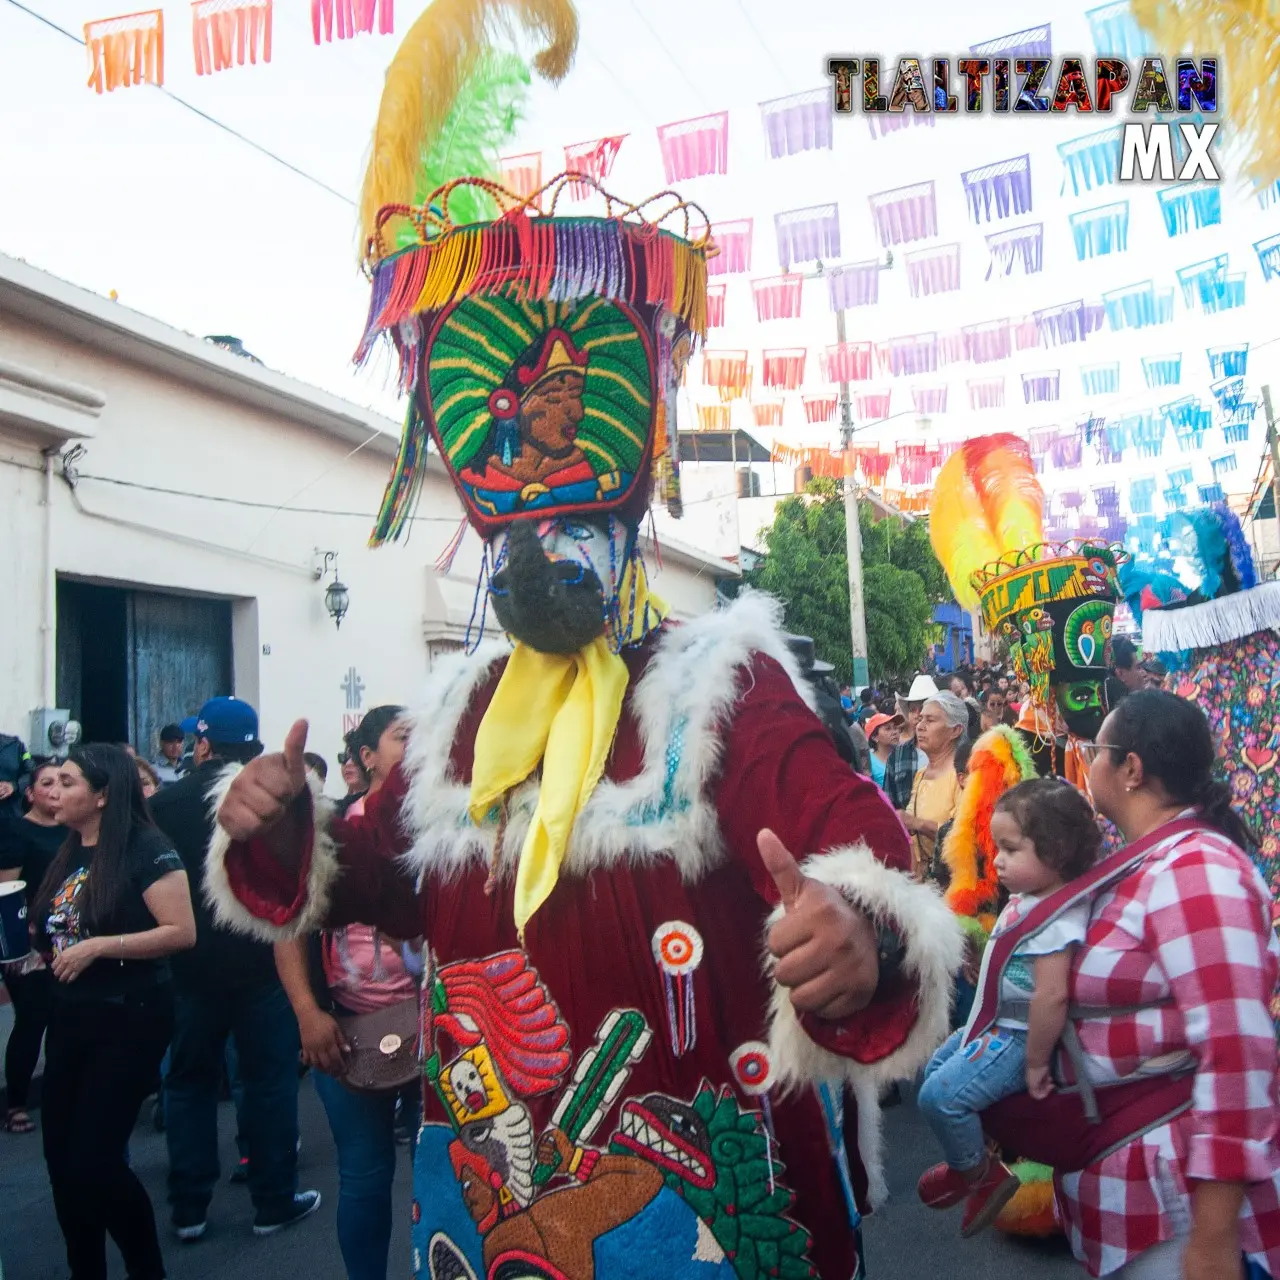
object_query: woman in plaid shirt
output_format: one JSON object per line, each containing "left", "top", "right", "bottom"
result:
{"left": 1065, "top": 689, "right": 1280, "bottom": 1279}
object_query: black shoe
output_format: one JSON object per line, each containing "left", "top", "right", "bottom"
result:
{"left": 172, "top": 1208, "right": 207, "bottom": 1243}
{"left": 229, "top": 1157, "right": 250, "bottom": 1185}
{"left": 253, "top": 1191, "right": 321, "bottom": 1237}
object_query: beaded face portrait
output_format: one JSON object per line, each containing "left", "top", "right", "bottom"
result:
{"left": 423, "top": 296, "right": 658, "bottom": 534}
{"left": 358, "top": 196, "right": 711, "bottom": 548}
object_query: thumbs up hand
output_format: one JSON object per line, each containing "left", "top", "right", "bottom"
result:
{"left": 759, "top": 829, "right": 880, "bottom": 1022}
{"left": 218, "top": 719, "right": 311, "bottom": 843}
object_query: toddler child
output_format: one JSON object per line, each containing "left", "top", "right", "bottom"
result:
{"left": 915, "top": 777, "right": 1101, "bottom": 1237}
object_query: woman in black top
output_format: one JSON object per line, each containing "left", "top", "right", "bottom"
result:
{"left": 0, "top": 757, "right": 66, "bottom": 1134}
{"left": 33, "top": 744, "right": 196, "bottom": 1280}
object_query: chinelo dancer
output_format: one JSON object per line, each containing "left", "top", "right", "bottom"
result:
{"left": 199, "top": 2, "right": 963, "bottom": 1277}
{"left": 930, "top": 434, "right": 1127, "bottom": 795}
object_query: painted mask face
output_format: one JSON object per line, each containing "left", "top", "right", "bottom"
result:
{"left": 1055, "top": 679, "right": 1107, "bottom": 740}
{"left": 488, "top": 517, "right": 633, "bottom": 655}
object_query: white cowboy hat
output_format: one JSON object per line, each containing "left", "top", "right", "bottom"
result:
{"left": 904, "top": 674, "right": 939, "bottom": 702}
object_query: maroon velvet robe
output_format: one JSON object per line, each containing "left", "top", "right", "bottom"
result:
{"left": 211, "top": 602, "right": 960, "bottom": 1280}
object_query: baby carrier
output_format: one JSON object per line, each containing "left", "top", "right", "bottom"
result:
{"left": 977, "top": 818, "right": 1208, "bottom": 1173}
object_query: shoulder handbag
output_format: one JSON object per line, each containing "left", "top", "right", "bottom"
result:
{"left": 333, "top": 996, "right": 421, "bottom": 1094}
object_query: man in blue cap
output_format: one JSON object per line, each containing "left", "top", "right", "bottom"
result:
{"left": 151, "top": 698, "right": 320, "bottom": 1242}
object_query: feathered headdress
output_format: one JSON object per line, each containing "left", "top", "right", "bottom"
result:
{"left": 942, "top": 725, "right": 1038, "bottom": 929}
{"left": 350, "top": 0, "right": 711, "bottom": 548}
{"left": 1129, "top": 0, "right": 1279, "bottom": 190}
{"left": 1126, "top": 504, "right": 1280, "bottom": 656}
{"left": 929, "top": 434, "right": 1045, "bottom": 612}
{"left": 357, "top": 0, "right": 578, "bottom": 257}
{"left": 931, "top": 434, "right": 1125, "bottom": 739}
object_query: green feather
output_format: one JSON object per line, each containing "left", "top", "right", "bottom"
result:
{"left": 396, "top": 49, "right": 532, "bottom": 248}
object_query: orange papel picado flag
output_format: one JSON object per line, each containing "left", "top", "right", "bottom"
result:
{"left": 85, "top": 9, "right": 164, "bottom": 92}
{"left": 192, "top": 0, "right": 272, "bottom": 75}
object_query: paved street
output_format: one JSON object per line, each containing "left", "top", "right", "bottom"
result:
{"left": 0, "top": 1067, "right": 1077, "bottom": 1280}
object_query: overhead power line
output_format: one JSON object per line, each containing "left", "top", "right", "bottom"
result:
{"left": 5, "top": 0, "right": 356, "bottom": 207}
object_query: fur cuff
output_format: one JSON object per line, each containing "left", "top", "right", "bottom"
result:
{"left": 765, "top": 843, "right": 964, "bottom": 1207}
{"left": 203, "top": 765, "right": 341, "bottom": 943}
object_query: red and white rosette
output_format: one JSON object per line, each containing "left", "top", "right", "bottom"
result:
{"left": 729, "top": 1041, "right": 775, "bottom": 1097}
{"left": 651, "top": 921, "right": 704, "bottom": 976}
{"left": 651, "top": 921, "right": 704, "bottom": 1055}
{"left": 730, "top": 1040, "right": 779, "bottom": 1191}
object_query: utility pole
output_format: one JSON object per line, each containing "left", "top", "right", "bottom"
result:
{"left": 1261, "top": 386, "right": 1280, "bottom": 553}
{"left": 802, "top": 257, "right": 893, "bottom": 688}
{"left": 834, "top": 304, "right": 870, "bottom": 688}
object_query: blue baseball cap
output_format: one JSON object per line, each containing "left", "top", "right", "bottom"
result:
{"left": 179, "top": 696, "right": 259, "bottom": 744}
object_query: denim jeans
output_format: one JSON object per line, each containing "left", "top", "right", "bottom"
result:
{"left": 159, "top": 1040, "right": 249, "bottom": 1160}
{"left": 917, "top": 1026, "right": 1028, "bottom": 1172}
{"left": 313, "top": 1072, "right": 405, "bottom": 1280}
{"left": 165, "top": 981, "right": 300, "bottom": 1217}
{"left": 223, "top": 1036, "right": 250, "bottom": 1161}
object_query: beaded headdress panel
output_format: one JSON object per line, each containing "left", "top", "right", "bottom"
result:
{"left": 359, "top": 177, "right": 711, "bottom": 542}
{"left": 930, "top": 433, "right": 1126, "bottom": 739}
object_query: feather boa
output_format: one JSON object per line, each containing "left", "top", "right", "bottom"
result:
{"left": 942, "top": 725, "right": 1038, "bottom": 925}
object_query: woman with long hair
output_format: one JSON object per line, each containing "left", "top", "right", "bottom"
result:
{"left": 275, "top": 706, "right": 419, "bottom": 1280}
{"left": 33, "top": 744, "right": 196, "bottom": 1280}
{"left": 1005, "top": 690, "right": 1280, "bottom": 1278}
{"left": 0, "top": 757, "right": 65, "bottom": 1134}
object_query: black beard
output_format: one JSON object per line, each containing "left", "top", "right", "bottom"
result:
{"left": 489, "top": 520, "right": 607, "bottom": 655}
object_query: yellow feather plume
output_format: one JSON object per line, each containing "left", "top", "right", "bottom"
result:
{"left": 1130, "top": 0, "right": 1280, "bottom": 189}
{"left": 929, "top": 434, "right": 1045, "bottom": 612}
{"left": 358, "top": 0, "right": 579, "bottom": 253}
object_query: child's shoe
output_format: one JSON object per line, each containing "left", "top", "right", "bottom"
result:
{"left": 916, "top": 1161, "right": 972, "bottom": 1209}
{"left": 959, "top": 1159, "right": 1020, "bottom": 1238}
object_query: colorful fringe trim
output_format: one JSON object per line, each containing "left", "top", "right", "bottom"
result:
{"left": 358, "top": 219, "right": 709, "bottom": 369}
{"left": 356, "top": 174, "right": 712, "bottom": 368}
{"left": 371, "top": 400, "right": 431, "bottom": 546}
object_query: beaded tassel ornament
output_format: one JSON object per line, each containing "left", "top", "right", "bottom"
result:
{"left": 730, "top": 1041, "right": 778, "bottom": 1193}
{"left": 817, "top": 1081, "right": 862, "bottom": 1233}
{"left": 651, "top": 922, "right": 703, "bottom": 1056}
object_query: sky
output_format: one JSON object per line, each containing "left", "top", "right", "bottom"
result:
{"left": 2, "top": 0, "right": 1277, "bottom": 535}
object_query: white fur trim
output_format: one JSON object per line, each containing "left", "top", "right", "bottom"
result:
{"left": 203, "top": 764, "right": 342, "bottom": 943}
{"left": 1144, "top": 580, "right": 1280, "bottom": 654}
{"left": 764, "top": 843, "right": 965, "bottom": 1208}
{"left": 399, "top": 590, "right": 817, "bottom": 884}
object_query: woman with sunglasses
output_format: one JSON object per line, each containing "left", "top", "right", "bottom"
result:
{"left": 1051, "top": 690, "right": 1280, "bottom": 1279}
{"left": 33, "top": 744, "right": 196, "bottom": 1280}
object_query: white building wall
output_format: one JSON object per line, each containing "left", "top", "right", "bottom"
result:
{"left": 0, "top": 266, "right": 732, "bottom": 787}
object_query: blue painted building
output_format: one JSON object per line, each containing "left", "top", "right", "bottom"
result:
{"left": 931, "top": 601, "right": 973, "bottom": 673}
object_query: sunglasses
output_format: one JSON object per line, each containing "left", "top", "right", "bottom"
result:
{"left": 1075, "top": 742, "right": 1129, "bottom": 764}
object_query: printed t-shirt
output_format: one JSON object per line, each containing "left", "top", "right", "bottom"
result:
{"left": 41, "top": 825, "right": 185, "bottom": 1001}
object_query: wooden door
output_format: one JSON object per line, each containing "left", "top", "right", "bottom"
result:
{"left": 128, "top": 591, "right": 232, "bottom": 755}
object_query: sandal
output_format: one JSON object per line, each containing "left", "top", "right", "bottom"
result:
{"left": 4, "top": 1108, "right": 36, "bottom": 1134}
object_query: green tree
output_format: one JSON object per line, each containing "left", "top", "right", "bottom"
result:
{"left": 745, "top": 480, "right": 948, "bottom": 684}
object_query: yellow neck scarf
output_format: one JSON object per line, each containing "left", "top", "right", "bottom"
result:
{"left": 468, "top": 558, "right": 667, "bottom": 939}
